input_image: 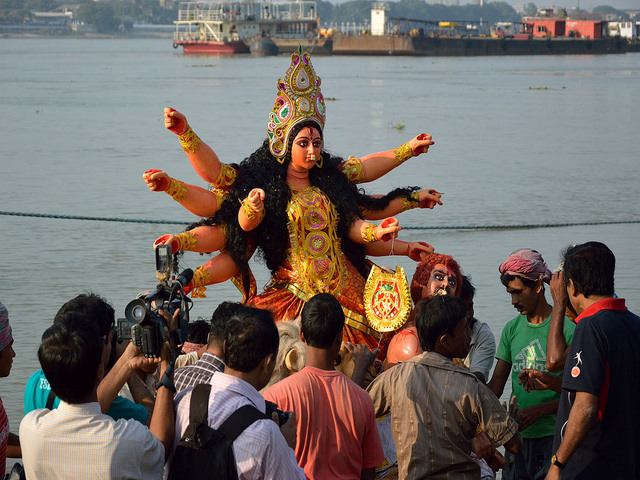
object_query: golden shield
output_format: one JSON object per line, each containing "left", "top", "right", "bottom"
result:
{"left": 363, "top": 265, "right": 412, "bottom": 332}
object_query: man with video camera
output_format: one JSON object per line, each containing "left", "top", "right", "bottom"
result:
{"left": 23, "top": 293, "right": 154, "bottom": 425}
{"left": 20, "top": 309, "right": 178, "bottom": 479}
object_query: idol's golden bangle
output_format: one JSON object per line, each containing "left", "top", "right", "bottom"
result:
{"left": 393, "top": 142, "right": 413, "bottom": 165}
{"left": 174, "top": 231, "right": 197, "bottom": 251}
{"left": 241, "top": 197, "right": 265, "bottom": 221}
{"left": 361, "top": 223, "right": 379, "bottom": 243}
{"left": 166, "top": 177, "right": 187, "bottom": 202}
{"left": 401, "top": 191, "right": 421, "bottom": 212}
{"left": 191, "top": 265, "right": 212, "bottom": 298}
{"left": 178, "top": 126, "right": 201, "bottom": 154}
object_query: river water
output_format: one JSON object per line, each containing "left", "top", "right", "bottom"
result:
{"left": 1, "top": 38, "right": 639, "bottom": 453}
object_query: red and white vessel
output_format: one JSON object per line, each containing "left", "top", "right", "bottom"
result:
{"left": 173, "top": 1, "right": 320, "bottom": 55}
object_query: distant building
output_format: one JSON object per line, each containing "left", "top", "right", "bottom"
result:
{"left": 371, "top": 2, "right": 387, "bottom": 36}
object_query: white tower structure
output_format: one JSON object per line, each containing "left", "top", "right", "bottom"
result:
{"left": 371, "top": 3, "right": 387, "bottom": 36}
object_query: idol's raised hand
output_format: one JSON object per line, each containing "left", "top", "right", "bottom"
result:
{"left": 409, "top": 133, "right": 435, "bottom": 156}
{"left": 164, "top": 107, "right": 189, "bottom": 135}
{"left": 376, "top": 217, "right": 401, "bottom": 242}
{"left": 406, "top": 241, "right": 435, "bottom": 261}
{"left": 143, "top": 169, "right": 170, "bottom": 192}
{"left": 417, "top": 189, "right": 443, "bottom": 209}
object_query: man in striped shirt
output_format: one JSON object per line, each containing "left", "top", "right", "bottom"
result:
{"left": 173, "top": 302, "right": 243, "bottom": 393}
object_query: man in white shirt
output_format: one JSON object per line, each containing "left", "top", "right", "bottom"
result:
{"left": 20, "top": 312, "right": 176, "bottom": 480}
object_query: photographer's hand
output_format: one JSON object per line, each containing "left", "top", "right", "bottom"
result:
{"left": 97, "top": 340, "right": 157, "bottom": 423}
{"left": 274, "top": 410, "right": 297, "bottom": 450}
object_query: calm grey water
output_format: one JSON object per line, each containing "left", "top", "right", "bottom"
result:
{"left": 1, "top": 38, "right": 639, "bottom": 448}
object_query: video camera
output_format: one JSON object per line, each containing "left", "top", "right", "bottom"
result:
{"left": 117, "top": 245, "right": 192, "bottom": 358}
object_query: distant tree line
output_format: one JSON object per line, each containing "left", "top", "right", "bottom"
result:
{"left": 0, "top": 0, "right": 632, "bottom": 33}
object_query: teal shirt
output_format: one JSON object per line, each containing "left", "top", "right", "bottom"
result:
{"left": 495, "top": 314, "right": 575, "bottom": 438}
{"left": 24, "top": 369, "right": 149, "bottom": 424}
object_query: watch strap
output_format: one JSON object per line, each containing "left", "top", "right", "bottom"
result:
{"left": 551, "top": 454, "right": 567, "bottom": 470}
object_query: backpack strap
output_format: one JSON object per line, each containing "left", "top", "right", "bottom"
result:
{"left": 45, "top": 389, "right": 56, "bottom": 410}
{"left": 189, "top": 383, "right": 212, "bottom": 425}
{"left": 218, "top": 404, "right": 269, "bottom": 443}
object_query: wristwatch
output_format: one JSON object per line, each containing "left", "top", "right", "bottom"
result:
{"left": 551, "top": 454, "right": 567, "bottom": 470}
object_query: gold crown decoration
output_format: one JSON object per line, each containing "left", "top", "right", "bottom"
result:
{"left": 267, "top": 45, "right": 326, "bottom": 161}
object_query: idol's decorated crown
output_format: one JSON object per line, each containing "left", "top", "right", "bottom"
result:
{"left": 267, "top": 46, "right": 326, "bottom": 160}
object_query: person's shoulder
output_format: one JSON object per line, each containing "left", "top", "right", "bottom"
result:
{"left": 475, "top": 321, "right": 495, "bottom": 338}
{"left": 113, "top": 415, "right": 158, "bottom": 441}
{"left": 500, "top": 315, "right": 522, "bottom": 334}
{"left": 263, "top": 369, "right": 307, "bottom": 398}
{"left": 25, "top": 369, "right": 47, "bottom": 389}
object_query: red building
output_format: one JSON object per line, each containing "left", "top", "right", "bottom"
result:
{"left": 565, "top": 19, "right": 606, "bottom": 39}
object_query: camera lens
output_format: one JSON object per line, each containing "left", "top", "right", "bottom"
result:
{"left": 131, "top": 304, "right": 146, "bottom": 321}
{"left": 125, "top": 298, "right": 148, "bottom": 323}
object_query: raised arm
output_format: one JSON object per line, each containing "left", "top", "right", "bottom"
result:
{"left": 364, "top": 239, "right": 434, "bottom": 261}
{"left": 348, "top": 134, "right": 434, "bottom": 183}
{"left": 546, "top": 271, "right": 572, "bottom": 372}
{"left": 348, "top": 217, "right": 401, "bottom": 245}
{"left": 238, "top": 188, "right": 266, "bottom": 232}
{"left": 143, "top": 169, "right": 221, "bottom": 218}
{"left": 165, "top": 107, "right": 223, "bottom": 184}
{"left": 362, "top": 189, "right": 443, "bottom": 220}
{"left": 154, "top": 225, "right": 226, "bottom": 255}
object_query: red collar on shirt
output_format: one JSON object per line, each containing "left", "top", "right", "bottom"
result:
{"left": 575, "top": 297, "right": 626, "bottom": 324}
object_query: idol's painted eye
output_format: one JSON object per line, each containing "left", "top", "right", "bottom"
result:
{"left": 313, "top": 140, "right": 322, "bottom": 148}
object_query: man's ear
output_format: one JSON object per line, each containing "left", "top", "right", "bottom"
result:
{"left": 299, "top": 330, "right": 306, "bottom": 344}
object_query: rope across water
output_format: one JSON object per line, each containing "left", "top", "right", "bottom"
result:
{"left": 2, "top": 211, "right": 639, "bottom": 231}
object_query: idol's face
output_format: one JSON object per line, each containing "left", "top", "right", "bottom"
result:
{"left": 290, "top": 127, "right": 323, "bottom": 172}
{"left": 425, "top": 263, "right": 459, "bottom": 297}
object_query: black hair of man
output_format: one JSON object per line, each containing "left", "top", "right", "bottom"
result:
{"left": 38, "top": 312, "right": 104, "bottom": 404}
{"left": 186, "top": 319, "right": 210, "bottom": 345}
{"left": 301, "top": 293, "right": 345, "bottom": 349}
{"left": 562, "top": 241, "right": 615, "bottom": 298}
{"left": 54, "top": 293, "right": 115, "bottom": 337}
{"left": 415, "top": 295, "right": 468, "bottom": 351}
{"left": 209, "top": 301, "right": 244, "bottom": 346}
{"left": 224, "top": 306, "right": 279, "bottom": 373}
{"left": 499, "top": 272, "right": 537, "bottom": 290}
{"left": 460, "top": 275, "right": 476, "bottom": 303}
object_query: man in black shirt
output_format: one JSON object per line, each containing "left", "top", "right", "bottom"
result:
{"left": 548, "top": 242, "right": 640, "bottom": 480}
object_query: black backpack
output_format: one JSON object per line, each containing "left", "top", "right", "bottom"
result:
{"left": 168, "top": 383, "right": 269, "bottom": 480}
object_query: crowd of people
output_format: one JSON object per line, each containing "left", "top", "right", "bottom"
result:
{"left": 1, "top": 241, "right": 638, "bottom": 480}
{"left": 2, "top": 48, "right": 638, "bottom": 480}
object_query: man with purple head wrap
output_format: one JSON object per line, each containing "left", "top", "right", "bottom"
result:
{"left": 487, "top": 249, "right": 576, "bottom": 480}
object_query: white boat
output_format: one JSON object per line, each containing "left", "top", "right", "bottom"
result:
{"left": 172, "top": 0, "right": 322, "bottom": 54}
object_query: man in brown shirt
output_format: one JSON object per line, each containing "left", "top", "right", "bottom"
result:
{"left": 368, "top": 296, "right": 522, "bottom": 479}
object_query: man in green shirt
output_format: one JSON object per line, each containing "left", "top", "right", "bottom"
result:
{"left": 488, "top": 248, "right": 575, "bottom": 480}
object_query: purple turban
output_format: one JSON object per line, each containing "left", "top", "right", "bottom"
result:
{"left": 498, "top": 248, "right": 552, "bottom": 283}
{"left": 0, "top": 302, "right": 14, "bottom": 352}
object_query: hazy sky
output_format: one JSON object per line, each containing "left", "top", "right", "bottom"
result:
{"left": 329, "top": 0, "right": 639, "bottom": 12}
